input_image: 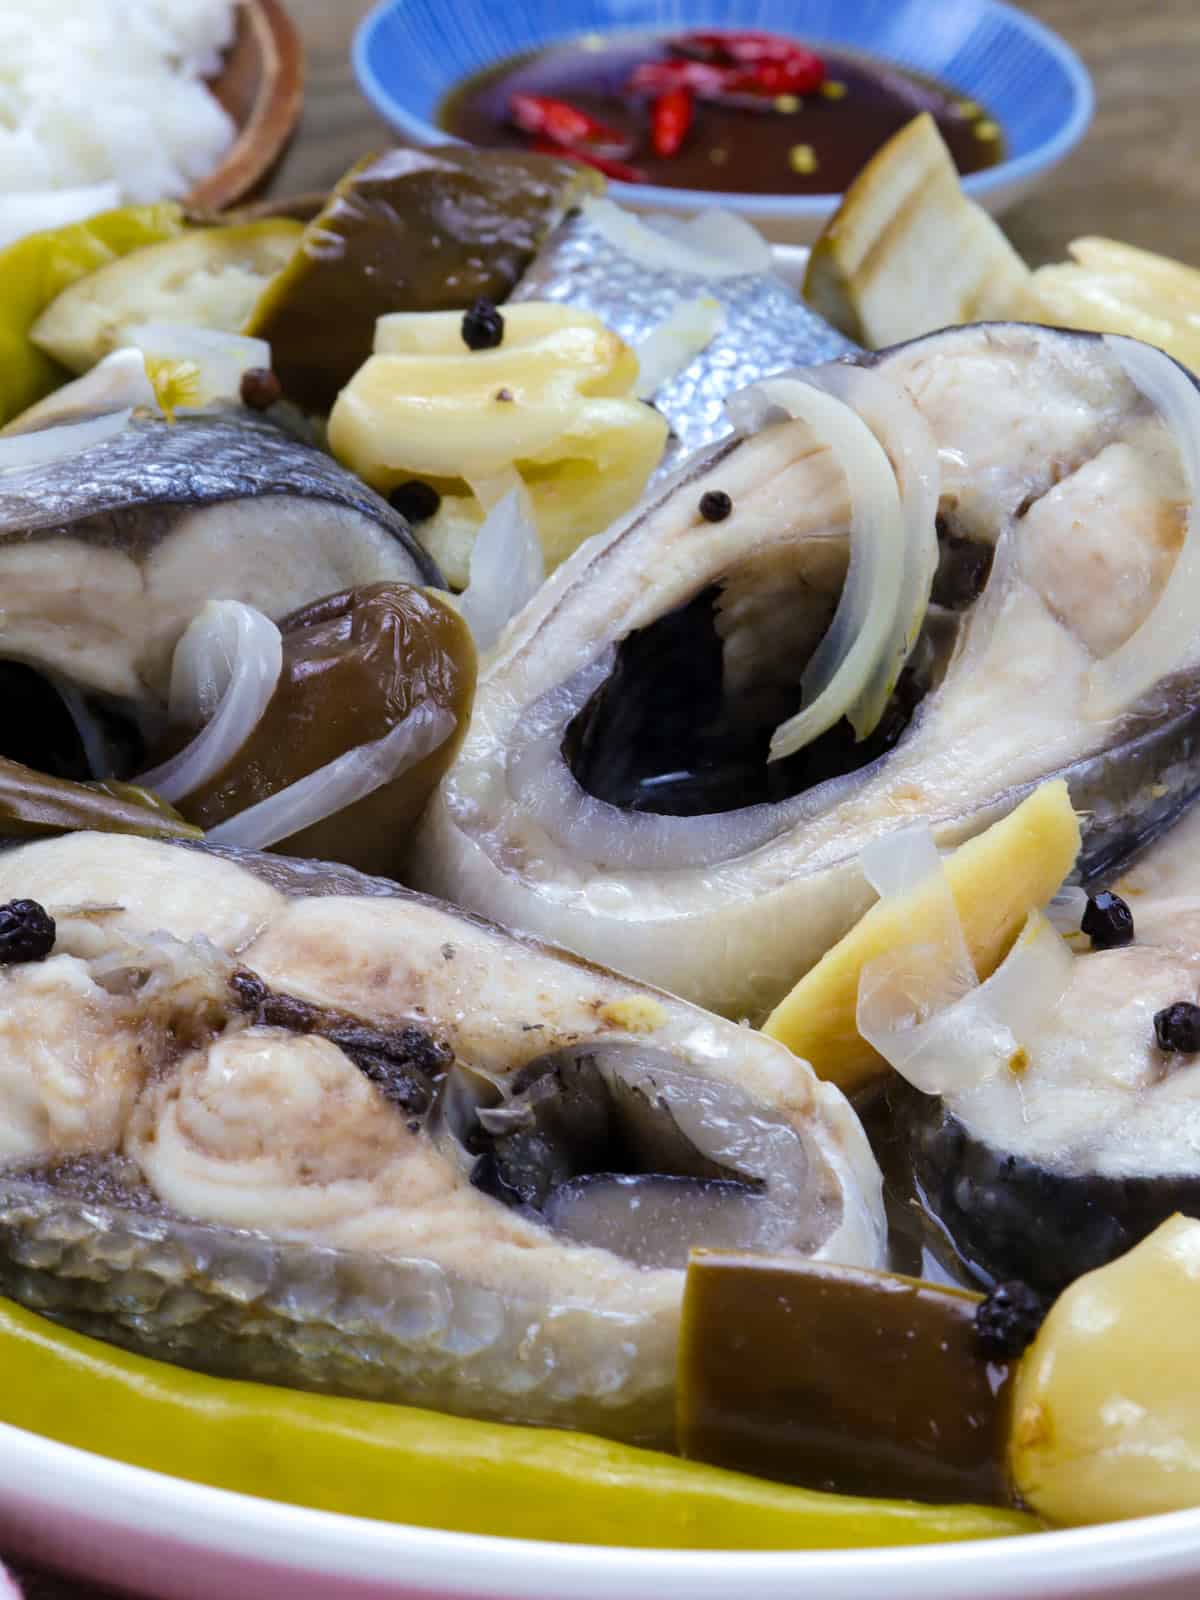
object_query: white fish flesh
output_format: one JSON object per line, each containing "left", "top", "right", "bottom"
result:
{"left": 417, "top": 325, "right": 1200, "bottom": 1020}
{"left": 0, "top": 831, "right": 883, "bottom": 1443}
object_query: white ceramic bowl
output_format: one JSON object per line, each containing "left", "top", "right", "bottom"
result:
{"left": 4, "top": 1418, "right": 1200, "bottom": 1600}
{"left": 353, "top": 0, "right": 1094, "bottom": 242}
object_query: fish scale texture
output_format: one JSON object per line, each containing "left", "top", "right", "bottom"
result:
{"left": 0, "top": 1175, "right": 670, "bottom": 1439}
{"left": 0, "top": 412, "right": 430, "bottom": 564}
{"left": 513, "top": 210, "right": 856, "bottom": 467}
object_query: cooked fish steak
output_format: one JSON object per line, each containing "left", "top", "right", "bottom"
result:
{"left": 0, "top": 832, "right": 883, "bottom": 1443}
{"left": 417, "top": 325, "right": 1200, "bottom": 1019}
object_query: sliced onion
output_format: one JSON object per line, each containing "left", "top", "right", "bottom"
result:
{"left": 1047, "top": 883, "right": 1089, "bottom": 933}
{"left": 859, "top": 822, "right": 977, "bottom": 1033}
{"left": 458, "top": 483, "right": 545, "bottom": 653}
{"left": 860, "top": 819, "right": 946, "bottom": 899}
{"left": 1087, "top": 336, "right": 1200, "bottom": 717}
{"left": 0, "top": 184, "right": 121, "bottom": 252}
{"left": 857, "top": 822, "right": 1075, "bottom": 1094}
{"left": 634, "top": 297, "right": 724, "bottom": 399}
{"left": 136, "top": 602, "right": 283, "bottom": 803}
{"left": 647, "top": 207, "right": 775, "bottom": 276}
{"left": 0, "top": 407, "right": 132, "bottom": 472}
{"left": 127, "top": 323, "right": 272, "bottom": 411}
{"left": 727, "top": 371, "right": 927, "bottom": 759}
{"left": 205, "top": 701, "right": 455, "bottom": 851}
{"left": 583, "top": 196, "right": 772, "bottom": 279}
{"left": 3, "top": 349, "right": 156, "bottom": 435}
{"left": 47, "top": 675, "right": 118, "bottom": 781}
{"left": 813, "top": 364, "right": 941, "bottom": 736}
{"left": 858, "top": 845, "right": 1075, "bottom": 1099}
{"left": 467, "top": 466, "right": 524, "bottom": 514}
{"left": 508, "top": 658, "right": 809, "bottom": 870}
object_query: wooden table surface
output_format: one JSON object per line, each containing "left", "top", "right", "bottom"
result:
{"left": 6, "top": 0, "right": 1198, "bottom": 1595}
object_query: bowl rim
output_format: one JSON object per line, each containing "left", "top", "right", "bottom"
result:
{"left": 5, "top": 1415, "right": 1200, "bottom": 1599}
{"left": 187, "top": 0, "right": 305, "bottom": 211}
{"left": 351, "top": 0, "right": 1094, "bottom": 216}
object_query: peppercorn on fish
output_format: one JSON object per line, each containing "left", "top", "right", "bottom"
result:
{"left": 897, "top": 796, "right": 1200, "bottom": 1297}
{"left": 0, "top": 830, "right": 883, "bottom": 1444}
{"left": 417, "top": 323, "right": 1200, "bottom": 1020}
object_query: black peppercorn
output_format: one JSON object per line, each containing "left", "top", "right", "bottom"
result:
{"left": 974, "top": 1280, "right": 1046, "bottom": 1360}
{"left": 1155, "top": 1001, "right": 1200, "bottom": 1054}
{"left": 699, "top": 490, "right": 733, "bottom": 522}
{"left": 388, "top": 480, "right": 441, "bottom": 524}
{"left": 461, "top": 298, "right": 504, "bottom": 351}
{"left": 1081, "top": 889, "right": 1134, "bottom": 950}
{"left": 0, "top": 899, "right": 56, "bottom": 965}
{"left": 239, "top": 367, "right": 282, "bottom": 411}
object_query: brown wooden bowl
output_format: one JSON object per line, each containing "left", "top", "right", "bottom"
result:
{"left": 187, "top": 0, "right": 305, "bottom": 211}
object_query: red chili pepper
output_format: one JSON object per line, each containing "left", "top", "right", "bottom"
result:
{"left": 508, "top": 94, "right": 633, "bottom": 157}
{"left": 628, "top": 59, "right": 728, "bottom": 97}
{"left": 670, "top": 31, "right": 826, "bottom": 94}
{"left": 650, "top": 86, "right": 693, "bottom": 158}
{"left": 529, "top": 139, "right": 647, "bottom": 184}
{"left": 717, "top": 59, "right": 825, "bottom": 96}
{"left": 628, "top": 54, "right": 823, "bottom": 105}
{"left": 674, "top": 30, "right": 822, "bottom": 66}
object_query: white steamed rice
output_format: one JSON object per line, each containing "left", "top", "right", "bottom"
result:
{"left": 0, "top": 0, "right": 238, "bottom": 203}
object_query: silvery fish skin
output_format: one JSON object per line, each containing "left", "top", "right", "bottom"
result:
{"left": 416, "top": 324, "right": 1200, "bottom": 1021}
{"left": 513, "top": 202, "right": 856, "bottom": 468}
{"left": 0, "top": 831, "right": 883, "bottom": 1444}
{"left": 0, "top": 411, "right": 439, "bottom": 702}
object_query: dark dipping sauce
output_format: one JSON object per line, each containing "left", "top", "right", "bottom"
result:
{"left": 439, "top": 33, "right": 1005, "bottom": 196}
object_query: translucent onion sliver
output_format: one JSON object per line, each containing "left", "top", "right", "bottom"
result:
{"left": 3, "top": 349, "right": 156, "bottom": 435}
{"left": 205, "top": 702, "right": 456, "bottom": 851}
{"left": 582, "top": 196, "right": 773, "bottom": 279}
{"left": 458, "top": 483, "right": 544, "bottom": 653}
{"left": 858, "top": 901, "right": 1075, "bottom": 1098}
{"left": 1047, "top": 883, "right": 1089, "bottom": 934}
{"left": 634, "top": 297, "right": 723, "bottom": 399}
{"left": 0, "top": 407, "right": 131, "bottom": 472}
{"left": 860, "top": 822, "right": 977, "bottom": 1020}
{"left": 815, "top": 365, "right": 941, "bottom": 736}
{"left": 727, "top": 370, "right": 933, "bottom": 760}
{"left": 127, "top": 323, "right": 272, "bottom": 411}
{"left": 137, "top": 601, "right": 283, "bottom": 803}
{"left": 48, "top": 675, "right": 118, "bottom": 781}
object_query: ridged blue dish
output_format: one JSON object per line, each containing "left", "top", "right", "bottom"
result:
{"left": 353, "top": 0, "right": 1093, "bottom": 241}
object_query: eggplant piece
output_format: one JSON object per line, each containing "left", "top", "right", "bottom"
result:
{"left": 677, "top": 1252, "right": 1013, "bottom": 1506}
{"left": 244, "top": 148, "right": 600, "bottom": 414}
{"left": 150, "top": 583, "right": 476, "bottom": 877}
{"left": 30, "top": 221, "right": 304, "bottom": 376}
{"left": 0, "top": 757, "right": 199, "bottom": 843}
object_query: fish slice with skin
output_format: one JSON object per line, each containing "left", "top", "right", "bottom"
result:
{"left": 0, "top": 409, "right": 439, "bottom": 704}
{"left": 416, "top": 324, "right": 1200, "bottom": 1021}
{"left": 0, "top": 829, "right": 884, "bottom": 1447}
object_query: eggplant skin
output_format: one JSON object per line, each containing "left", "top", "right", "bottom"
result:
{"left": 899, "top": 1084, "right": 1200, "bottom": 1296}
